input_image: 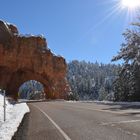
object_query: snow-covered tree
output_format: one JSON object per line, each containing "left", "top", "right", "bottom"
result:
{"left": 112, "top": 20, "right": 140, "bottom": 101}
{"left": 67, "top": 60, "right": 119, "bottom": 100}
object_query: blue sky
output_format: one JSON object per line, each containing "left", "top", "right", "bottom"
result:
{"left": 0, "top": 0, "right": 138, "bottom": 63}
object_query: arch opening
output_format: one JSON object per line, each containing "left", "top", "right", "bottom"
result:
{"left": 18, "top": 80, "right": 46, "bottom": 100}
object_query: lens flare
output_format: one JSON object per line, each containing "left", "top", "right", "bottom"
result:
{"left": 122, "top": 0, "right": 140, "bottom": 9}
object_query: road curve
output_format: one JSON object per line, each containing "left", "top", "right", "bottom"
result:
{"left": 13, "top": 101, "right": 140, "bottom": 140}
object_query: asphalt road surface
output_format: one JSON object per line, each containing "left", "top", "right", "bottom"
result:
{"left": 13, "top": 101, "right": 140, "bottom": 140}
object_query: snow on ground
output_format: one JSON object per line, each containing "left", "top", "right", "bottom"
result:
{"left": 0, "top": 94, "right": 29, "bottom": 140}
{"left": 67, "top": 100, "right": 140, "bottom": 106}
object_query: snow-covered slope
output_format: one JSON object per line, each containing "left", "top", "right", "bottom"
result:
{"left": 0, "top": 94, "right": 29, "bottom": 140}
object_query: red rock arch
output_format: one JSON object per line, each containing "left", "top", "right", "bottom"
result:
{"left": 0, "top": 20, "right": 69, "bottom": 100}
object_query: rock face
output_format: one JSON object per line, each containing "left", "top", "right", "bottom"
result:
{"left": 0, "top": 20, "right": 69, "bottom": 100}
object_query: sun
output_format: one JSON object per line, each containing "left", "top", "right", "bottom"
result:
{"left": 121, "top": 0, "right": 140, "bottom": 9}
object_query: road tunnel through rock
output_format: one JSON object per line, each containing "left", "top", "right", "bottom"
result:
{"left": 0, "top": 20, "right": 69, "bottom": 100}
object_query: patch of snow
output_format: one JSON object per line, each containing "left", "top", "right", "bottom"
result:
{"left": 0, "top": 94, "right": 30, "bottom": 140}
{"left": 66, "top": 100, "right": 140, "bottom": 106}
{"left": 42, "top": 50, "right": 46, "bottom": 53}
{"left": 19, "top": 34, "right": 34, "bottom": 37}
{"left": 66, "top": 100, "right": 77, "bottom": 103}
{"left": 37, "top": 34, "right": 45, "bottom": 38}
{"left": 93, "top": 100, "right": 140, "bottom": 106}
{"left": 19, "top": 34, "right": 45, "bottom": 38}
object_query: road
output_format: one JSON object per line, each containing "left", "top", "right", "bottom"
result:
{"left": 13, "top": 101, "right": 140, "bottom": 140}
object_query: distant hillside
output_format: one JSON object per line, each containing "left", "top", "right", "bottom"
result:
{"left": 67, "top": 60, "right": 120, "bottom": 100}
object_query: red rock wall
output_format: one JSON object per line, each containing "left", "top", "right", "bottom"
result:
{"left": 0, "top": 20, "right": 69, "bottom": 100}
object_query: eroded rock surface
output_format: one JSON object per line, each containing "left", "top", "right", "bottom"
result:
{"left": 0, "top": 20, "right": 69, "bottom": 99}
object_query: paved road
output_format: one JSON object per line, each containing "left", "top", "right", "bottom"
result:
{"left": 13, "top": 101, "right": 140, "bottom": 140}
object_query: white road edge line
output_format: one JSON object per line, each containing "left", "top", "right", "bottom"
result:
{"left": 32, "top": 104, "right": 71, "bottom": 140}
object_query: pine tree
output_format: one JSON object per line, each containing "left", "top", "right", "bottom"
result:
{"left": 67, "top": 60, "right": 119, "bottom": 100}
{"left": 112, "top": 20, "right": 140, "bottom": 101}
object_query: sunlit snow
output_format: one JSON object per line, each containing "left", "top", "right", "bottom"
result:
{"left": 0, "top": 94, "right": 29, "bottom": 140}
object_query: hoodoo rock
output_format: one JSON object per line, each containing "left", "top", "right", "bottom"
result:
{"left": 0, "top": 20, "right": 69, "bottom": 100}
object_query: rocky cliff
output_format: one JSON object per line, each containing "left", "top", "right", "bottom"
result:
{"left": 0, "top": 20, "right": 69, "bottom": 99}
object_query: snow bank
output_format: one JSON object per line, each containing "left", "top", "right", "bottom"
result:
{"left": 0, "top": 94, "right": 30, "bottom": 140}
{"left": 93, "top": 100, "right": 140, "bottom": 106}
{"left": 66, "top": 100, "right": 140, "bottom": 106}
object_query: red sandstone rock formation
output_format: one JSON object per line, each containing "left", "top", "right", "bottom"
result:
{"left": 0, "top": 20, "right": 69, "bottom": 100}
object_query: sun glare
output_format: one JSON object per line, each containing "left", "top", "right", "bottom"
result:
{"left": 122, "top": 0, "right": 140, "bottom": 9}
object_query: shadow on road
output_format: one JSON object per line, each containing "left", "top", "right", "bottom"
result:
{"left": 12, "top": 113, "right": 30, "bottom": 140}
{"left": 101, "top": 104, "right": 140, "bottom": 116}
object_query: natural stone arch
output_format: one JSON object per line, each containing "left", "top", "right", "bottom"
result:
{"left": 0, "top": 20, "right": 69, "bottom": 100}
{"left": 6, "top": 69, "right": 52, "bottom": 99}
